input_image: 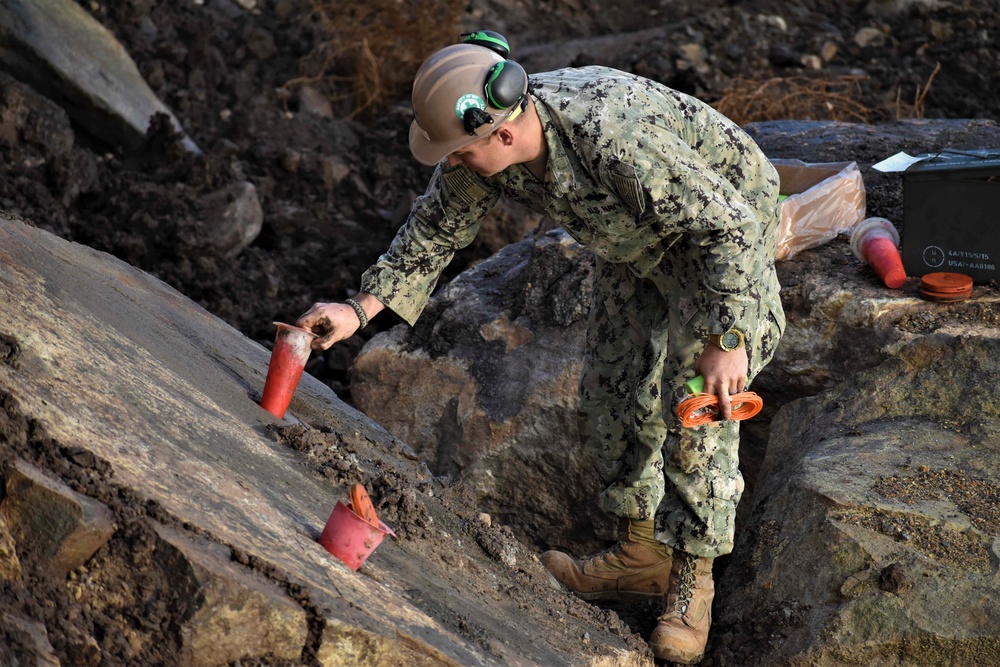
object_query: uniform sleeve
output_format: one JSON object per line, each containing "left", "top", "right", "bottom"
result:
{"left": 360, "top": 163, "right": 501, "bottom": 325}
{"left": 604, "top": 123, "right": 773, "bottom": 335}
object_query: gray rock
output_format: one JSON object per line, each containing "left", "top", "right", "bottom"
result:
{"left": 2, "top": 459, "right": 114, "bottom": 579}
{"left": 0, "top": 0, "right": 198, "bottom": 153}
{"left": 716, "top": 333, "right": 1000, "bottom": 665}
{"left": 0, "top": 212, "right": 647, "bottom": 666}
{"left": 865, "top": 0, "right": 947, "bottom": 18}
{"left": 198, "top": 181, "right": 263, "bottom": 259}
{"left": 0, "top": 612, "right": 61, "bottom": 667}
{"left": 351, "top": 229, "right": 609, "bottom": 546}
{"left": 853, "top": 26, "right": 888, "bottom": 49}
{"left": 153, "top": 523, "right": 308, "bottom": 666}
{"left": 294, "top": 85, "right": 334, "bottom": 119}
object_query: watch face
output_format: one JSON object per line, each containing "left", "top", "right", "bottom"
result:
{"left": 722, "top": 331, "right": 741, "bottom": 350}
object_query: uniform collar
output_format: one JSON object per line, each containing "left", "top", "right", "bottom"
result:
{"left": 529, "top": 95, "right": 575, "bottom": 197}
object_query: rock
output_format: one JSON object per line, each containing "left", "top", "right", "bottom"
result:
{"left": 64, "top": 631, "right": 101, "bottom": 667}
{"left": 678, "top": 43, "right": 710, "bottom": 76}
{"left": 927, "top": 19, "right": 954, "bottom": 42}
{"left": 820, "top": 41, "right": 839, "bottom": 63}
{"left": 0, "top": 612, "right": 61, "bottom": 667}
{"left": 760, "top": 15, "right": 788, "bottom": 32}
{"left": 716, "top": 334, "right": 1000, "bottom": 665}
{"left": 0, "top": 71, "right": 74, "bottom": 161}
{"left": 768, "top": 44, "right": 800, "bottom": 68}
{"left": 877, "top": 562, "right": 908, "bottom": 593}
{"left": 801, "top": 54, "right": 823, "bottom": 70}
{"left": 0, "top": 0, "right": 198, "bottom": 153}
{"left": 198, "top": 181, "right": 263, "bottom": 259}
{"left": 516, "top": 23, "right": 696, "bottom": 74}
{"left": 152, "top": 523, "right": 308, "bottom": 666}
{"left": 865, "top": 0, "right": 944, "bottom": 18}
{"left": 294, "top": 85, "right": 334, "bottom": 119}
{"left": 0, "top": 212, "right": 649, "bottom": 666}
{"left": 745, "top": 118, "right": 1000, "bottom": 407}
{"left": 5, "top": 110, "right": 1000, "bottom": 663}
{"left": 351, "top": 229, "right": 610, "bottom": 547}
{"left": 0, "top": 510, "right": 22, "bottom": 581}
{"left": 319, "top": 155, "right": 351, "bottom": 190}
{"left": 1, "top": 459, "right": 114, "bottom": 579}
{"left": 853, "top": 26, "right": 887, "bottom": 48}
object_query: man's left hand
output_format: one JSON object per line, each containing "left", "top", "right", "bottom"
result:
{"left": 695, "top": 343, "right": 749, "bottom": 421}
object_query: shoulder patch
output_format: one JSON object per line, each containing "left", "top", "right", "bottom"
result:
{"left": 442, "top": 165, "right": 490, "bottom": 208}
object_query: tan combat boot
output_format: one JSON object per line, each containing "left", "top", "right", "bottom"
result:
{"left": 539, "top": 520, "right": 672, "bottom": 602}
{"left": 648, "top": 551, "right": 714, "bottom": 664}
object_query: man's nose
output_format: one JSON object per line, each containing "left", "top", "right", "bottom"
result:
{"left": 446, "top": 154, "right": 462, "bottom": 168}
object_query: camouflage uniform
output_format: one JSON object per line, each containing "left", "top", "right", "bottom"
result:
{"left": 361, "top": 67, "right": 785, "bottom": 559}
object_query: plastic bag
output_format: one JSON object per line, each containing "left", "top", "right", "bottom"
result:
{"left": 771, "top": 159, "right": 867, "bottom": 261}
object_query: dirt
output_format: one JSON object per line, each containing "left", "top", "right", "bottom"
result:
{"left": 1, "top": 0, "right": 999, "bottom": 665}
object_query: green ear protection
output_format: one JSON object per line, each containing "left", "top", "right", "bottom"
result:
{"left": 459, "top": 30, "right": 511, "bottom": 58}
{"left": 483, "top": 61, "right": 527, "bottom": 109}
{"left": 459, "top": 30, "right": 528, "bottom": 111}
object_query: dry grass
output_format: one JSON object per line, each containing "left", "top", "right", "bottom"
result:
{"left": 895, "top": 62, "right": 942, "bottom": 121}
{"left": 712, "top": 64, "right": 943, "bottom": 126}
{"left": 711, "top": 75, "right": 875, "bottom": 126}
{"left": 288, "top": 0, "right": 464, "bottom": 119}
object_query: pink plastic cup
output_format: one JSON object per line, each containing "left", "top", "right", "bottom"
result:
{"left": 318, "top": 501, "right": 395, "bottom": 570}
{"left": 850, "top": 217, "right": 906, "bottom": 289}
{"left": 260, "top": 322, "right": 317, "bottom": 419}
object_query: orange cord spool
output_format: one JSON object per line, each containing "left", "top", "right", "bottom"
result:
{"left": 676, "top": 391, "right": 764, "bottom": 428}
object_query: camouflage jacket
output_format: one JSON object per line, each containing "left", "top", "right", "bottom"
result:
{"left": 361, "top": 66, "right": 782, "bottom": 335}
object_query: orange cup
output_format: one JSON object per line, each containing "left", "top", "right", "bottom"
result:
{"left": 850, "top": 217, "right": 906, "bottom": 289}
{"left": 318, "top": 501, "right": 395, "bottom": 570}
{"left": 260, "top": 322, "right": 317, "bottom": 419}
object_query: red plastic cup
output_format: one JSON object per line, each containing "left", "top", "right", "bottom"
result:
{"left": 318, "top": 501, "right": 395, "bottom": 570}
{"left": 850, "top": 217, "right": 906, "bottom": 289}
{"left": 260, "top": 322, "right": 317, "bottom": 419}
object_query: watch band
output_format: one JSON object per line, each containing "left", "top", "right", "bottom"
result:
{"left": 345, "top": 298, "right": 368, "bottom": 329}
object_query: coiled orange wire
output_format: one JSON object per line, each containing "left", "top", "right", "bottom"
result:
{"left": 676, "top": 391, "right": 764, "bottom": 428}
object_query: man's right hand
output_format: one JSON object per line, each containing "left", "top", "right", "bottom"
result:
{"left": 295, "top": 302, "right": 357, "bottom": 350}
{"left": 296, "top": 292, "right": 385, "bottom": 350}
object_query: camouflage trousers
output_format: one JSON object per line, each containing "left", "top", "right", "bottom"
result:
{"left": 577, "top": 256, "right": 783, "bottom": 559}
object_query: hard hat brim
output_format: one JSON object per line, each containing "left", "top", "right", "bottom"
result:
{"left": 408, "top": 119, "right": 483, "bottom": 167}
{"left": 408, "top": 102, "right": 525, "bottom": 167}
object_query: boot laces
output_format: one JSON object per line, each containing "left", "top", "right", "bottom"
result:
{"left": 670, "top": 555, "right": 698, "bottom": 615}
{"left": 588, "top": 543, "right": 626, "bottom": 568}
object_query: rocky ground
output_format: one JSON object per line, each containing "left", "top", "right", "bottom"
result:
{"left": 1, "top": 0, "right": 999, "bottom": 665}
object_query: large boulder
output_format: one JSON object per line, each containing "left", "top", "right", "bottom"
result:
{"left": 714, "top": 333, "right": 1000, "bottom": 666}
{"left": 0, "top": 0, "right": 198, "bottom": 152}
{"left": 351, "top": 229, "right": 606, "bottom": 548}
{"left": 0, "top": 212, "right": 650, "bottom": 666}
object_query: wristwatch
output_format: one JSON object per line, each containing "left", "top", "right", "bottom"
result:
{"left": 709, "top": 328, "right": 745, "bottom": 352}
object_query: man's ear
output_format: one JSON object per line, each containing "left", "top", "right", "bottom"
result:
{"left": 495, "top": 126, "right": 516, "bottom": 147}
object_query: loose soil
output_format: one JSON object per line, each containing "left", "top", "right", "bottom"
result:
{"left": 1, "top": 0, "right": 999, "bottom": 665}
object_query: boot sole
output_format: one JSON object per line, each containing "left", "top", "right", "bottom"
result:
{"left": 544, "top": 570, "right": 666, "bottom": 603}
{"left": 576, "top": 589, "right": 667, "bottom": 603}
{"left": 648, "top": 641, "right": 703, "bottom": 664}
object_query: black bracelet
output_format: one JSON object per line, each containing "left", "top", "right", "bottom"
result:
{"left": 344, "top": 298, "right": 368, "bottom": 329}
